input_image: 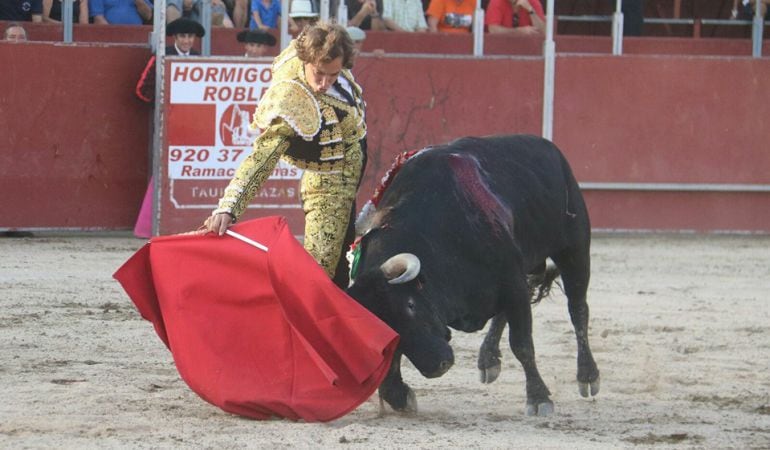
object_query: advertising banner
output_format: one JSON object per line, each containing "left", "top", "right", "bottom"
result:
{"left": 159, "top": 58, "right": 305, "bottom": 236}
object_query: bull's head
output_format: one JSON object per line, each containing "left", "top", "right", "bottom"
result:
{"left": 348, "top": 252, "right": 454, "bottom": 379}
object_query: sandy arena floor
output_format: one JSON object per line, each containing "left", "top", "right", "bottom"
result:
{"left": 1, "top": 232, "right": 769, "bottom": 449}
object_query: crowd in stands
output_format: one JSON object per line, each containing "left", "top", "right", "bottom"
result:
{"left": 6, "top": 0, "right": 766, "bottom": 43}
{"left": 1, "top": 0, "right": 553, "bottom": 37}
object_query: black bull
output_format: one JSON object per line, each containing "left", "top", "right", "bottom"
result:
{"left": 346, "top": 135, "right": 600, "bottom": 416}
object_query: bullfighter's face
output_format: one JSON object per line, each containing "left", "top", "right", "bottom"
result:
{"left": 304, "top": 57, "right": 342, "bottom": 94}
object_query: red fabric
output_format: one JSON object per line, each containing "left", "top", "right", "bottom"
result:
{"left": 484, "top": 0, "right": 545, "bottom": 28}
{"left": 135, "top": 55, "right": 156, "bottom": 103}
{"left": 114, "top": 216, "right": 399, "bottom": 422}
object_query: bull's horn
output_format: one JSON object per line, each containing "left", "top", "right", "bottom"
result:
{"left": 380, "top": 253, "right": 421, "bottom": 285}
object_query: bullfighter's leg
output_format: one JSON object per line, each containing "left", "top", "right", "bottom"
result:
{"left": 552, "top": 246, "right": 600, "bottom": 398}
{"left": 378, "top": 350, "right": 417, "bottom": 413}
{"left": 300, "top": 143, "right": 363, "bottom": 289}
{"left": 504, "top": 276, "right": 553, "bottom": 416}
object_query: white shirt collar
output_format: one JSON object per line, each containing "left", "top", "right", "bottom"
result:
{"left": 175, "top": 43, "right": 190, "bottom": 56}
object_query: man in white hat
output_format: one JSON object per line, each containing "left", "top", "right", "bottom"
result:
{"left": 288, "top": 0, "right": 319, "bottom": 33}
{"left": 345, "top": 25, "right": 365, "bottom": 53}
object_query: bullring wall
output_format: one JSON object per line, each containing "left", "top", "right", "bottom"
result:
{"left": 1, "top": 34, "right": 768, "bottom": 233}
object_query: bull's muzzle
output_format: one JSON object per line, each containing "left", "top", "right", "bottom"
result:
{"left": 422, "top": 357, "right": 454, "bottom": 379}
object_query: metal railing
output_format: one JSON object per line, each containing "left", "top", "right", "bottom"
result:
{"left": 557, "top": 13, "right": 767, "bottom": 57}
{"left": 47, "top": 0, "right": 767, "bottom": 58}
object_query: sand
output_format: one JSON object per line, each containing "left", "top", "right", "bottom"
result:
{"left": 1, "top": 232, "right": 769, "bottom": 449}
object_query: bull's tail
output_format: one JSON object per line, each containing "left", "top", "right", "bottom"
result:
{"left": 527, "top": 261, "right": 561, "bottom": 305}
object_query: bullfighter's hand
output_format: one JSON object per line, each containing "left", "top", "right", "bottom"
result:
{"left": 204, "top": 212, "right": 233, "bottom": 236}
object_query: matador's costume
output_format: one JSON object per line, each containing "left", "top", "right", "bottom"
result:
{"left": 213, "top": 41, "right": 367, "bottom": 288}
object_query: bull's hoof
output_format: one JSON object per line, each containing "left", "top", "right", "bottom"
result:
{"left": 479, "top": 363, "right": 501, "bottom": 384}
{"left": 378, "top": 385, "right": 418, "bottom": 414}
{"left": 525, "top": 401, "right": 554, "bottom": 417}
{"left": 579, "top": 376, "right": 600, "bottom": 398}
{"left": 401, "top": 388, "right": 418, "bottom": 413}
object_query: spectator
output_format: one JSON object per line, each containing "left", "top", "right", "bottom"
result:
{"left": 237, "top": 29, "right": 276, "bottom": 57}
{"left": 346, "top": 0, "right": 384, "bottom": 30}
{"left": 166, "top": 0, "right": 235, "bottom": 27}
{"left": 732, "top": 0, "right": 769, "bottom": 19}
{"left": 136, "top": 17, "right": 205, "bottom": 103}
{"left": 485, "top": 0, "right": 544, "bottom": 36}
{"left": 288, "top": 0, "right": 318, "bottom": 33}
{"left": 43, "top": 0, "right": 89, "bottom": 24}
{"left": 426, "top": 0, "right": 474, "bottom": 33}
{"left": 89, "top": 0, "right": 151, "bottom": 24}
{"left": 223, "top": 0, "right": 247, "bottom": 28}
{"left": 346, "top": 25, "right": 365, "bottom": 52}
{"left": 381, "top": 0, "right": 428, "bottom": 31}
{"left": 251, "top": 0, "right": 280, "bottom": 29}
{"left": 133, "top": 17, "right": 205, "bottom": 238}
{"left": 0, "top": 0, "right": 43, "bottom": 22}
{"left": 4, "top": 22, "right": 27, "bottom": 40}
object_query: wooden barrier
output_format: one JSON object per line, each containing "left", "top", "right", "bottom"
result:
{"left": 1, "top": 37, "right": 768, "bottom": 233}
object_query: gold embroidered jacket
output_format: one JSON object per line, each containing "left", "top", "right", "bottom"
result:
{"left": 214, "top": 42, "right": 367, "bottom": 220}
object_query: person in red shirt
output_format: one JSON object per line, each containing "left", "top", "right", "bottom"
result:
{"left": 485, "top": 0, "right": 545, "bottom": 35}
{"left": 426, "top": 0, "right": 475, "bottom": 33}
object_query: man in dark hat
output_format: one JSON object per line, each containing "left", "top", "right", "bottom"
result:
{"left": 164, "top": 17, "right": 206, "bottom": 56}
{"left": 236, "top": 29, "right": 277, "bottom": 58}
{"left": 136, "top": 18, "right": 205, "bottom": 103}
{"left": 132, "top": 17, "right": 207, "bottom": 238}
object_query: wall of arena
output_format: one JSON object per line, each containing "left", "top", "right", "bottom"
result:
{"left": 1, "top": 31, "right": 768, "bottom": 233}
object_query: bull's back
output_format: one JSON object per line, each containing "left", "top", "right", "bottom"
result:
{"left": 388, "top": 134, "right": 587, "bottom": 263}
{"left": 400, "top": 135, "right": 578, "bottom": 211}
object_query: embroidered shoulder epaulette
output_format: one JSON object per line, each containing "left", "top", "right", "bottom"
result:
{"left": 271, "top": 41, "right": 302, "bottom": 83}
{"left": 254, "top": 79, "right": 321, "bottom": 141}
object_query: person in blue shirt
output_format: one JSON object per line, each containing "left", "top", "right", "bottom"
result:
{"left": 250, "top": 0, "right": 280, "bottom": 29}
{"left": 89, "top": 0, "right": 152, "bottom": 24}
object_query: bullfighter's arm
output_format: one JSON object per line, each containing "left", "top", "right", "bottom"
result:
{"left": 213, "top": 78, "right": 321, "bottom": 220}
{"left": 213, "top": 121, "right": 294, "bottom": 220}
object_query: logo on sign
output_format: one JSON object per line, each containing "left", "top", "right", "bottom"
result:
{"left": 219, "top": 103, "right": 258, "bottom": 147}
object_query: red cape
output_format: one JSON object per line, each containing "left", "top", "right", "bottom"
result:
{"left": 114, "top": 216, "right": 398, "bottom": 422}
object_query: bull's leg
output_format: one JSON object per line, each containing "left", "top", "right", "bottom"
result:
{"left": 505, "top": 277, "right": 553, "bottom": 416}
{"left": 477, "top": 262, "right": 559, "bottom": 384}
{"left": 378, "top": 350, "right": 417, "bottom": 413}
{"left": 552, "top": 247, "right": 600, "bottom": 398}
{"left": 478, "top": 313, "right": 506, "bottom": 384}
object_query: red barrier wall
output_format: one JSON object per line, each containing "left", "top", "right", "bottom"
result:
{"left": 0, "top": 42, "right": 151, "bottom": 230}
{"left": 1, "top": 40, "right": 768, "bottom": 233}
{"left": 353, "top": 54, "right": 770, "bottom": 233}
